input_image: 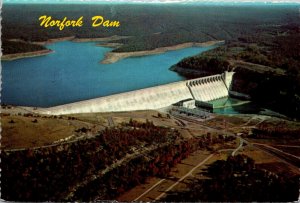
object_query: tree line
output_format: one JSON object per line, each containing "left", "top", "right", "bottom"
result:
{"left": 163, "top": 154, "right": 299, "bottom": 202}
{"left": 1, "top": 119, "right": 235, "bottom": 201}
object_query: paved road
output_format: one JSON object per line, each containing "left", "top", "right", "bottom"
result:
{"left": 271, "top": 144, "right": 300, "bottom": 148}
{"left": 133, "top": 179, "right": 166, "bottom": 201}
{"left": 133, "top": 147, "right": 239, "bottom": 202}
{"left": 131, "top": 152, "right": 214, "bottom": 202}
{"left": 232, "top": 138, "right": 243, "bottom": 156}
{"left": 68, "top": 143, "right": 170, "bottom": 201}
{"left": 154, "top": 154, "right": 214, "bottom": 201}
{"left": 174, "top": 114, "right": 300, "bottom": 169}
{"left": 131, "top": 114, "right": 299, "bottom": 202}
{"left": 253, "top": 143, "right": 300, "bottom": 160}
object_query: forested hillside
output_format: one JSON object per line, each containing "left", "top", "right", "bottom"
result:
{"left": 2, "top": 4, "right": 299, "bottom": 53}
{"left": 172, "top": 24, "right": 300, "bottom": 119}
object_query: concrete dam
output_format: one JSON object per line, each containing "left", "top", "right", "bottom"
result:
{"left": 40, "top": 71, "right": 234, "bottom": 115}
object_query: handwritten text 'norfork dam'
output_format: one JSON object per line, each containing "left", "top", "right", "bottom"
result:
{"left": 39, "top": 15, "right": 120, "bottom": 30}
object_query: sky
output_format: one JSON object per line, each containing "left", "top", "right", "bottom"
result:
{"left": 3, "top": 0, "right": 300, "bottom": 4}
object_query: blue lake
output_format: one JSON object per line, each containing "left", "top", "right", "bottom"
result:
{"left": 2, "top": 41, "right": 216, "bottom": 107}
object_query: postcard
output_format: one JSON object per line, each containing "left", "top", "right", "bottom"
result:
{"left": 1, "top": 0, "right": 300, "bottom": 201}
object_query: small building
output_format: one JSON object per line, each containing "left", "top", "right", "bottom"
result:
{"left": 175, "top": 98, "right": 196, "bottom": 109}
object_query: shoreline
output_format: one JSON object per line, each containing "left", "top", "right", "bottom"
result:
{"left": 96, "top": 42, "right": 123, "bottom": 48}
{"left": 8, "top": 35, "right": 130, "bottom": 45}
{"left": 2, "top": 35, "right": 129, "bottom": 61}
{"left": 100, "top": 40, "right": 225, "bottom": 64}
{"left": 7, "top": 36, "right": 76, "bottom": 46}
{"left": 1, "top": 49, "right": 54, "bottom": 61}
{"left": 3, "top": 37, "right": 223, "bottom": 62}
{"left": 33, "top": 36, "right": 76, "bottom": 45}
{"left": 72, "top": 35, "right": 131, "bottom": 42}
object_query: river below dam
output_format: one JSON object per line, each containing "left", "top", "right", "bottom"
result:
{"left": 211, "top": 97, "right": 261, "bottom": 114}
{"left": 2, "top": 41, "right": 217, "bottom": 107}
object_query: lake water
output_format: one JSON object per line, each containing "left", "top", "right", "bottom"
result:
{"left": 2, "top": 41, "right": 216, "bottom": 107}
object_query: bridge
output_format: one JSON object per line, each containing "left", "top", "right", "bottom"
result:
{"left": 39, "top": 71, "right": 234, "bottom": 115}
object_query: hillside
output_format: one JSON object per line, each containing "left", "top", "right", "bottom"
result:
{"left": 171, "top": 24, "right": 300, "bottom": 119}
{"left": 2, "top": 4, "right": 299, "bottom": 54}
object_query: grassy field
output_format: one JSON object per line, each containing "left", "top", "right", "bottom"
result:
{"left": 1, "top": 108, "right": 203, "bottom": 150}
{"left": 2, "top": 105, "right": 300, "bottom": 201}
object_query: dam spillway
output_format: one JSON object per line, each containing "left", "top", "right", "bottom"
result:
{"left": 40, "top": 71, "right": 234, "bottom": 115}
{"left": 187, "top": 74, "right": 230, "bottom": 101}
